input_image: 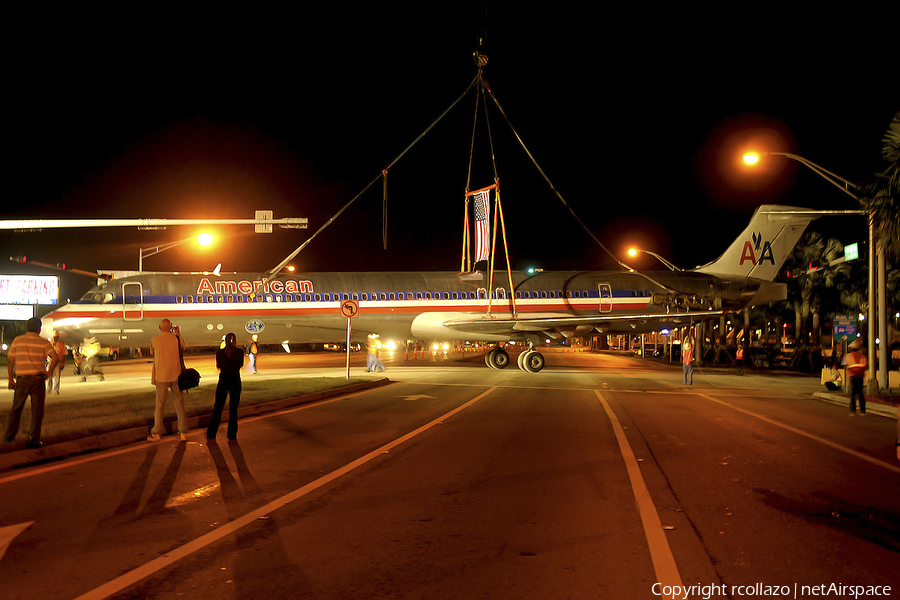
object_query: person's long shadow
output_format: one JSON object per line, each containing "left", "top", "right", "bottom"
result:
{"left": 111, "top": 444, "right": 160, "bottom": 519}
{"left": 207, "top": 441, "right": 243, "bottom": 504}
{"left": 204, "top": 441, "right": 306, "bottom": 599}
{"left": 229, "top": 442, "right": 261, "bottom": 498}
{"left": 141, "top": 443, "right": 186, "bottom": 514}
{"left": 754, "top": 488, "right": 900, "bottom": 552}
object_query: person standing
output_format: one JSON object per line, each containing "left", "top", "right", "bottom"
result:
{"left": 47, "top": 331, "right": 67, "bottom": 394}
{"left": 148, "top": 319, "right": 188, "bottom": 441}
{"left": 4, "top": 317, "right": 59, "bottom": 448}
{"left": 843, "top": 338, "right": 867, "bottom": 416}
{"left": 366, "top": 334, "right": 386, "bottom": 372}
{"left": 207, "top": 333, "right": 244, "bottom": 441}
{"left": 682, "top": 336, "right": 695, "bottom": 385}
{"left": 246, "top": 334, "right": 259, "bottom": 374}
{"left": 734, "top": 343, "right": 746, "bottom": 376}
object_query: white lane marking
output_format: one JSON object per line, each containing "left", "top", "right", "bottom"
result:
{"left": 595, "top": 390, "right": 684, "bottom": 590}
{"left": 0, "top": 521, "right": 34, "bottom": 562}
{"left": 697, "top": 393, "right": 900, "bottom": 475}
{"left": 72, "top": 386, "right": 497, "bottom": 600}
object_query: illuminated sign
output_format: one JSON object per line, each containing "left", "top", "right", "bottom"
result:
{"left": 0, "top": 275, "right": 59, "bottom": 305}
{"left": 844, "top": 243, "right": 859, "bottom": 261}
{"left": 0, "top": 304, "right": 36, "bottom": 320}
{"left": 833, "top": 314, "right": 857, "bottom": 341}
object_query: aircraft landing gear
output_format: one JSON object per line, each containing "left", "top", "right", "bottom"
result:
{"left": 516, "top": 345, "right": 545, "bottom": 373}
{"left": 485, "top": 347, "right": 510, "bottom": 369}
{"left": 485, "top": 345, "right": 545, "bottom": 372}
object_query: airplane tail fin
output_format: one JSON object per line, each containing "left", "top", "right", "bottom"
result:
{"left": 693, "top": 205, "right": 817, "bottom": 281}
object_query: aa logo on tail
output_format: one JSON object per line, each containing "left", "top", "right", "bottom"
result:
{"left": 740, "top": 231, "right": 775, "bottom": 266}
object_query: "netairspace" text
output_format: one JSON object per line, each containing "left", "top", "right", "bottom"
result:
{"left": 651, "top": 582, "right": 892, "bottom": 599}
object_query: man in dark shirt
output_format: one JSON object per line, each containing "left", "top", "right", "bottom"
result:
{"left": 206, "top": 333, "right": 245, "bottom": 441}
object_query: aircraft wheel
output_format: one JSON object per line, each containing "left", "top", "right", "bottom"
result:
{"left": 517, "top": 349, "right": 528, "bottom": 370}
{"left": 522, "top": 351, "right": 545, "bottom": 373}
{"left": 485, "top": 348, "right": 510, "bottom": 369}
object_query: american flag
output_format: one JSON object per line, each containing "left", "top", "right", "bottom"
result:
{"left": 473, "top": 190, "right": 490, "bottom": 263}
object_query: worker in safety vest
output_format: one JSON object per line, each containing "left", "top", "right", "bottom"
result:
{"left": 734, "top": 343, "right": 746, "bottom": 376}
{"left": 682, "top": 337, "right": 694, "bottom": 385}
{"left": 843, "top": 339, "right": 867, "bottom": 416}
{"left": 246, "top": 335, "right": 259, "bottom": 373}
{"left": 366, "top": 334, "right": 386, "bottom": 373}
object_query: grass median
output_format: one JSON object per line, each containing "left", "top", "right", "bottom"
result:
{"left": 0, "top": 375, "right": 376, "bottom": 450}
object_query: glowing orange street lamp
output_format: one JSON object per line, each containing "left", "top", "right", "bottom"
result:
{"left": 139, "top": 232, "right": 215, "bottom": 271}
{"left": 627, "top": 247, "right": 682, "bottom": 272}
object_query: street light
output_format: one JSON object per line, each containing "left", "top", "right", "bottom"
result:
{"left": 139, "top": 232, "right": 214, "bottom": 271}
{"left": 742, "top": 151, "right": 860, "bottom": 198}
{"left": 743, "top": 150, "right": 887, "bottom": 394}
{"left": 627, "top": 248, "right": 682, "bottom": 272}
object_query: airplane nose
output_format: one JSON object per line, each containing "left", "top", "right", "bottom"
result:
{"left": 40, "top": 316, "right": 55, "bottom": 340}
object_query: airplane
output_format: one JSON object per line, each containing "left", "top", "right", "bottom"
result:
{"left": 42, "top": 204, "right": 816, "bottom": 373}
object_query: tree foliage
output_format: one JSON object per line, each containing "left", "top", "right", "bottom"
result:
{"left": 860, "top": 111, "right": 900, "bottom": 260}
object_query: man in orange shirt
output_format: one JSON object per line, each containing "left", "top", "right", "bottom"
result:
{"left": 682, "top": 336, "right": 695, "bottom": 385}
{"left": 4, "top": 318, "right": 59, "bottom": 448}
{"left": 843, "top": 339, "right": 867, "bottom": 416}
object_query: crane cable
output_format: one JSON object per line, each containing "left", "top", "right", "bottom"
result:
{"left": 479, "top": 76, "right": 632, "bottom": 273}
{"left": 464, "top": 68, "right": 517, "bottom": 317}
{"left": 479, "top": 75, "right": 681, "bottom": 294}
{"left": 265, "top": 73, "right": 480, "bottom": 278}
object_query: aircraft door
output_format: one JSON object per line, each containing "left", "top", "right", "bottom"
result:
{"left": 123, "top": 282, "right": 143, "bottom": 321}
{"left": 599, "top": 283, "right": 612, "bottom": 313}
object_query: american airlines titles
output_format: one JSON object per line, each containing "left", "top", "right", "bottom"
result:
{"left": 196, "top": 278, "right": 314, "bottom": 296}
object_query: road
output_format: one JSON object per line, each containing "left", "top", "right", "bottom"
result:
{"left": 1, "top": 351, "right": 898, "bottom": 600}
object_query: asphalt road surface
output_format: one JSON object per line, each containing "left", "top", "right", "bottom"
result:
{"left": 1, "top": 350, "right": 898, "bottom": 600}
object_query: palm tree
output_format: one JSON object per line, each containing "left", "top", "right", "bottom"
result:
{"left": 860, "top": 111, "right": 900, "bottom": 259}
{"left": 808, "top": 237, "right": 849, "bottom": 345}
{"left": 783, "top": 232, "right": 848, "bottom": 345}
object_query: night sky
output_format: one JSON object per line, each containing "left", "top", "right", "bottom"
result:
{"left": 4, "top": 4, "right": 898, "bottom": 304}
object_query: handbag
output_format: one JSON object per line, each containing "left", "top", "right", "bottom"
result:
{"left": 177, "top": 335, "right": 201, "bottom": 391}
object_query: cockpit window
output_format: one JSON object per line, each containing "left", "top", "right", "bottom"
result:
{"left": 81, "top": 289, "right": 116, "bottom": 304}
{"left": 81, "top": 289, "right": 108, "bottom": 304}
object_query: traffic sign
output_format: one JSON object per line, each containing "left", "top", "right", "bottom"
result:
{"left": 833, "top": 314, "right": 857, "bottom": 341}
{"left": 340, "top": 299, "right": 359, "bottom": 319}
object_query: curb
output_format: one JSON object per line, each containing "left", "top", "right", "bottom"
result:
{"left": 810, "top": 391, "right": 899, "bottom": 419}
{"left": 0, "top": 378, "right": 391, "bottom": 473}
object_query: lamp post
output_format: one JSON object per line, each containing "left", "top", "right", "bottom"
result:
{"left": 627, "top": 248, "right": 682, "bottom": 272}
{"left": 743, "top": 151, "right": 887, "bottom": 394}
{"left": 139, "top": 232, "right": 214, "bottom": 272}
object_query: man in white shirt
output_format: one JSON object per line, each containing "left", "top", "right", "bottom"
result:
{"left": 148, "top": 319, "right": 188, "bottom": 441}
